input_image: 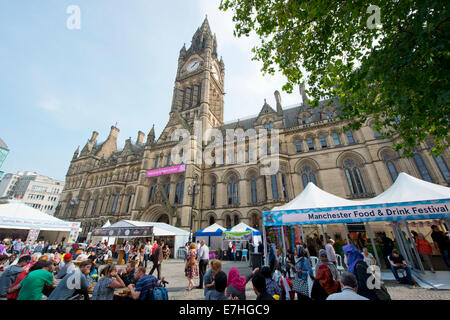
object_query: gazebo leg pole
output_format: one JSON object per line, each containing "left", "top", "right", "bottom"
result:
{"left": 404, "top": 221, "right": 425, "bottom": 273}
{"left": 444, "top": 219, "right": 450, "bottom": 233}
{"left": 263, "top": 225, "right": 268, "bottom": 267}
{"left": 365, "top": 222, "right": 381, "bottom": 268}
{"left": 280, "top": 226, "right": 287, "bottom": 269}
{"left": 320, "top": 224, "right": 327, "bottom": 242}
{"left": 300, "top": 226, "right": 305, "bottom": 245}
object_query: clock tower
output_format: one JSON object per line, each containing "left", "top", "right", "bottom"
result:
{"left": 169, "top": 16, "right": 225, "bottom": 133}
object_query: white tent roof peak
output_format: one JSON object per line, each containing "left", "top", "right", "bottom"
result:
{"left": 201, "top": 223, "right": 226, "bottom": 233}
{"left": 102, "top": 220, "right": 111, "bottom": 228}
{"left": 273, "top": 182, "right": 357, "bottom": 211}
{"left": 227, "top": 222, "right": 259, "bottom": 233}
{"left": 362, "top": 172, "right": 450, "bottom": 204}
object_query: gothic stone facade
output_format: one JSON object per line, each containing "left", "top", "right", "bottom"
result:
{"left": 54, "top": 18, "right": 450, "bottom": 239}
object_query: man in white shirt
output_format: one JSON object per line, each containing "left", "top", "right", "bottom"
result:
{"left": 327, "top": 272, "right": 369, "bottom": 300}
{"left": 144, "top": 241, "right": 151, "bottom": 268}
{"left": 325, "top": 238, "right": 337, "bottom": 265}
{"left": 196, "top": 240, "right": 209, "bottom": 289}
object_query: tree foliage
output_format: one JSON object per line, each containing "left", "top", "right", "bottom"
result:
{"left": 219, "top": 0, "right": 449, "bottom": 156}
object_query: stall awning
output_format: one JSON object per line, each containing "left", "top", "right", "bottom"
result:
{"left": 0, "top": 202, "right": 81, "bottom": 232}
{"left": 263, "top": 173, "right": 450, "bottom": 226}
{"left": 225, "top": 222, "right": 261, "bottom": 235}
{"left": 195, "top": 223, "right": 226, "bottom": 237}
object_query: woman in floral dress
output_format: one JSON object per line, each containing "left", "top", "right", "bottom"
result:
{"left": 185, "top": 243, "right": 198, "bottom": 291}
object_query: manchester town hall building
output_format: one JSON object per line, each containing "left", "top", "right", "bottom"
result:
{"left": 54, "top": 18, "right": 450, "bottom": 240}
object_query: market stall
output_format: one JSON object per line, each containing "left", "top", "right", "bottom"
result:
{"left": 263, "top": 173, "right": 450, "bottom": 274}
{"left": 0, "top": 201, "right": 81, "bottom": 243}
{"left": 92, "top": 220, "right": 190, "bottom": 259}
{"left": 195, "top": 223, "right": 226, "bottom": 250}
{"left": 222, "top": 222, "right": 262, "bottom": 260}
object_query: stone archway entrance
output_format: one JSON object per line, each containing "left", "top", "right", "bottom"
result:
{"left": 157, "top": 214, "right": 170, "bottom": 224}
{"left": 141, "top": 204, "right": 171, "bottom": 224}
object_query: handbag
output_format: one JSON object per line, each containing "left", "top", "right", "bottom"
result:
{"left": 374, "top": 284, "right": 391, "bottom": 300}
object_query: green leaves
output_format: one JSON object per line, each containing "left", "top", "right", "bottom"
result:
{"left": 220, "top": 0, "right": 449, "bottom": 156}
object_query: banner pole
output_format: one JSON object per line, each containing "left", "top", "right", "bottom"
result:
{"left": 262, "top": 225, "right": 268, "bottom": 266}
{"left": 280, "top": 226, "right": 287, "bottom": 268}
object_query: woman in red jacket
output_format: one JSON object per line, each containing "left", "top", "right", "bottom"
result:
{"left": 415, "top": 233, "right": 435, "bottom": 273}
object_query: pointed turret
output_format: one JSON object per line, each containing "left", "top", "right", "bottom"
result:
{"left": 300, "top": 82, "right": 308, "bottom": 107}
{"left": 72, "top": 146, "right": 80, "bottom": 160}
{"left": 274, "top": 90, "right": 283, "bottom": 115}
{"left": 179, "top": 43, "right": 186, "bottom": 59}
{"left": 146, "top": 124, "right": 155, "bottom": 145}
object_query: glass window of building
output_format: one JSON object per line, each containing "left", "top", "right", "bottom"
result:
{"left": 307, "top": 138, "right": 314, "bottom": 151}
{"left": 271, "top": 174, "right": 279, "bottom": 199}
{"left": 295, "top": 140, "right": 302, "bottom": 153}
{"left": 413, "top": 153, "right": 433, "bottom": 182}
{"left": 319, "top": 135, "right": 327, "bottom": 148}
{"left": 346, "top": 131, "right": 355, "bottom": 144}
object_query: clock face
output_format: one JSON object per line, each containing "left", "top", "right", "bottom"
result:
{"left": 211, "top": 64, "right": 219, "bottom": 80}
{"left": 187, "top": 60, "right": 200, "bottom": 72}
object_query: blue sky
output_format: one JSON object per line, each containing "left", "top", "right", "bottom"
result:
{"left": 0, "top": 0, "right": 301, "bottom": 181}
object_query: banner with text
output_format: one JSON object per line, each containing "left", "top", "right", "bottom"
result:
{"left": 263, "top": 198, "right": 450, "bottom": 226}
{"left": 146, "top": 164, "right": 186, "bottom": 178}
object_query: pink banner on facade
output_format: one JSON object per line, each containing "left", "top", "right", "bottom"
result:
{"left": 146, "top": 164, "right": 186, "bottom": 178}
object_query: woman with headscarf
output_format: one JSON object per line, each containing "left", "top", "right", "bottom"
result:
{"left": 310, "top": 264, "right": 341, "bottom": 300}
{"left": 226, "top": 267, "right": 248, "bottom": 300}
{"left": 292, "top": 245, "right": 313, "bottom": 300}
{"left": 260, "top": 266, "right": 282, "bottom": 298}
{"left": 315, "top": 249, "right": 339, "bottom": 280}
{"left": 343, "top": 244, "right": 377, "bottom": 300}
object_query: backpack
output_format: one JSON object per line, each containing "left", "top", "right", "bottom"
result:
{"left": 148, "top": 286, "right": 168, "bottom": 300}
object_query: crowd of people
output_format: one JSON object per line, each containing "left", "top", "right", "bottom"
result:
{"left": 0, "top": 237, "right": 169, "bottom": 300}
{"left": 0, "top": 223, "right": 448, "bottom": 301}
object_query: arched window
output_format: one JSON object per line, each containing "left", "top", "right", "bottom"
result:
{"left": 227, "top": 175, "right": 238, "bottom": 205}
{"left": 233, "top": 215, "right": 239, "bottom": 226}
{"left": 346, "top": 131, "right": 355, "bottom": 144}
{"left": 209, "top": 216, "right": 215, "bottom": 226}
{"left": 82, "top": 195, "right": 90, "bottom": 217}
{"left": 250, "top": 175, "right": 257, "bottom": 204}
{"left": 91, "top": 195, "right": 99, "bottom": 216}
{"left": 427, "top": 142, "right": 450, "bottom": 182}
{"left": 225, "top": 215, "right": 231, "bottom": 229}
{"left": 325, "top": 109, "right": 334, "bottom": 120}
{"left": 154, "top": 156, "right": 159, "bottom": 168}
{"left": 307, "top": 137, "right": 314, "bottom": 151}
{"left": 174, "top": 178, "right": 184, "bottom": 204}
{"left": 386, "top": 161, "right": 398, "bottom": 182}
{"left": 302, "top": 115, "right": 310, "bottom": 124}
{"left": 269, "top": 122, "right": 273, "bottom": 130}
{"left": 332, "top": 133, "right": 341, "bottom": 146}
{"left": 111, "top": 193, "right": 119, "bottom": 213}
{"left": 251, "top": 213, "right": 260, "bottom": 230}
{"left": 319, "top": 135, "right": 327, "bottom": 148}
{"left": 373, "top": 127, "right": 382, "bottom": 138}
{"left": 295, "top": 140, "right": 302, "bottom": 153}
{"left": 301, "top": 165, "right": 317, "bottom": 188}
{"left": 413, "top": 153, "right": 432, "bottom": 182}
{"left": 167, "top": 153, "right": 171, "bottom": 166}
{"left": 148, "top": 184, "right": 157, "bottom": 202}
{"left": 126, "top": 194, "right": 132, "bottom": 213}
{"left": 271, "top": 174, "right": 279, "bottom": 199}
{"left": 343, "top": 159, "right": 367, "bottom": 195}
{"left": 210, "top": 179, "right": 216, "bottom": 207}
{"left": 281, "top": 173, "right": 288, "bottom": 199}
{"left": 264, "top": 122, "right": 268, "bottom": 129}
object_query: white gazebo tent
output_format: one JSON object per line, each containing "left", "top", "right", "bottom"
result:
{"left": 224, "top": 222, "right": 262, "bottom": 250}
{"left": 263, "top": 172, "right": 450, "bottom": 274}
{"left": 0, "top": 201, "right": 81, "bottom": 243}
{"left": 195, "top": 223, "right": 226, "bottom": 250}
{"left": 105, "top": 220, "right": 190, "bottom": 258}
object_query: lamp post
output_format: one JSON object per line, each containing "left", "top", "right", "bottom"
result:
{"left": 188, "top": 178, "right": 200, "bottom": 242}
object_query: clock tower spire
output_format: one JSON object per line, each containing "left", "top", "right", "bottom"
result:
{"left": 169, "top": 17, "right": 224, "bottom": 134}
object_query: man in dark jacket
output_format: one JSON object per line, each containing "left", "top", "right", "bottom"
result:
{"left": 149, "top": 240, "right": 164, "bottom": 279}
{"left": 0, "top": 255, "right": 31, "bottom": 299}
{"left": 381, "top": 233, "right": 394, "bottom": 268}
{"left": 431, "top": 225, "right": 450, "bottom": 269}
{"left": 252, "top": 272, "right": 274, "bottom": 301}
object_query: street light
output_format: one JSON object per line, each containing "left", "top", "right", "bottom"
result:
{"left": 187, "top": 178, "right": 200, "bottom": 242}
